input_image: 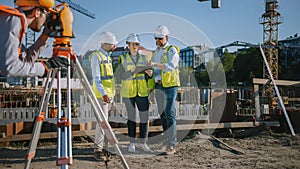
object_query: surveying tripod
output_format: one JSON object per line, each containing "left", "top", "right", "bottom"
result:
{"left": 24, "top": 3, "right": 129, "bottom": 169}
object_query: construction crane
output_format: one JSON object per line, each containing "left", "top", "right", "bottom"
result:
{"left": 55, "top": 0, "right": 95, "bottom": 19}
{"left": 259, "top": 0, "right": 282, "bottom": 105}
{"left": 260, "top": 0, "right": 282, "bottom": 80}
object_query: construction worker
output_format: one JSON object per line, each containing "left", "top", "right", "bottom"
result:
{"left": 116, "top": 33, "right": 153, "bottom": 153}
{"left": 0, "top": 0, "right": 69, "bottom": 78}
{"left": 89, "top": 31, "right": 117, "bottom": 160}
{"left": 148, "top": 24, "right": 180, "bottom": 155}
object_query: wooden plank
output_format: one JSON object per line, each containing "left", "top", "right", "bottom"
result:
{"left": 0, "top": 130, "right": 95, "bottom": 142}
{"left": 210, "top": 135, "right": 245, "bottom": 154}
{"left": 0, "top": 121, "right": 280, "bottom": 142}
{"left": 253, "top": 78, "right": 300, "bottom": 86}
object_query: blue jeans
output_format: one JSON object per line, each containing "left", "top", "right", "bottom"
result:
{"left": 155, "top": 84, "right": 178, "bottom": 148}
{"left": 123, "top": 96, "right": 149, "bottom": 144}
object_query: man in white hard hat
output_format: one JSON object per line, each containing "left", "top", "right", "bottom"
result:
{"left": 116, "top": 33, "right": 153, "bottom": 153}
{"left": 88, "top": 31, "right": 118, "bottom": 160}
{"left": 0, "top": 0, "right": 69, "bottom": 78}
{"left": 148, "top": 24, "right": 180, "bottom": 155}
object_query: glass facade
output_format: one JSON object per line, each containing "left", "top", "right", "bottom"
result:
{"left": 180, "top": 47, "right": 195, "bottom": 68}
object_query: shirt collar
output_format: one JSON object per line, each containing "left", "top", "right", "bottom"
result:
{"left": 99, "top": 47, "right": 109, "bottom": 56}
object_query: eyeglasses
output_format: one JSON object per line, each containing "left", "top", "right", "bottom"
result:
{"left": 155, "top": 37, "right": 164, "bottom": 40}
{"left": 132, "top": 43, "right": 140, "bottom": 46}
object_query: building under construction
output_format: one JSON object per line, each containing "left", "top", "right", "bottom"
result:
{"left": 1, "top": 0, "right": 300, "bottom": 144}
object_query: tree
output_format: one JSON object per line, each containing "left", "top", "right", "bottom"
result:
{"left": 233, "top": 48, "right": 263, "bottom": 86}
{"left": 220, "top": 49, "right": 236, "bottom": 85}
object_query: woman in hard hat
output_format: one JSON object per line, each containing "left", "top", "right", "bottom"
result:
{"left": 116, "top": 33, "right": 153, "bottom": 153}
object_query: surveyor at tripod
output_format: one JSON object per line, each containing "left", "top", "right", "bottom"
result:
{"left": 88, "top": 31, "right": 118, "bottom": 160}
{"left": 148, "top": 24, "right": 180, "bottom": 155}
{"left": 116, "top": 33, "right": 153, "bottom": 153}
{"left": 0, "top": 0, "right": 69, "bottom": 78}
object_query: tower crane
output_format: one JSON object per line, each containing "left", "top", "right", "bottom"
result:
{"left": 260, "top": 0, "right": 282, "bottom": 81}
{"left": 259, "top": 0, "right": 282, "bottom": 105}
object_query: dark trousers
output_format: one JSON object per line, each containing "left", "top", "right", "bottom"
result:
{"left": 123, "top": 96, "right": 149, "bottom": 144}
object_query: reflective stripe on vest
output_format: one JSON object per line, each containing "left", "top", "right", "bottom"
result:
{"left": 120, "top": 53, "right": 148, "bottom": 98}
{"left": 89, "top": 50, "right": 115, "bottom": 98}
{"left": 0, "top": 6, "right": 26, "bottom": 55}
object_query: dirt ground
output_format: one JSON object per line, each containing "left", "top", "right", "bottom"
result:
{"left": 1, "top": 130, "right": 300, "bottom": 169}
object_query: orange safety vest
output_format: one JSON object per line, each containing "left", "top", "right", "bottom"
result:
{"left": 0, "top": 5, "right": 26, "bottom": 55}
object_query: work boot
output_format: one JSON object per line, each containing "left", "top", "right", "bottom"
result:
{"left": 93, "top": 150, "right": 105, "bottom": 161}
{"left": 138, "top": 143, "right": 153, "bottom": 153}
{"left": 165, "top": 146, "right": 176, "bottom": 155}
{"left": 128, "top": 143, "right": 135, "bottom": 153}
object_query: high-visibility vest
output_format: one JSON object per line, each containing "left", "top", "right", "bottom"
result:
{"left": 89, "top": 50, "right": 115, "bottom": 98}
{"left": 0, "top": 5, "right": 26, "bottom": 55}
{"left": 120, "top": 53, "right": 148, "bottom": 98}
{"left": 148, "top": 45, "right": 180, "bottom": 89}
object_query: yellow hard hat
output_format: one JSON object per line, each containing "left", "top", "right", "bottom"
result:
{"left": 15, "top": 0, "right": 54, "bottom": 10}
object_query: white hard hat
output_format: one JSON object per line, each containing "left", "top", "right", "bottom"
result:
{"left": 99, "top": 31, "right": 118, "bottom": 45}
{"left": 126, "top": 33, "right": 141, "bottom": 44}
{"left": 154, "top": 24, "right": 169, "bottom": 38}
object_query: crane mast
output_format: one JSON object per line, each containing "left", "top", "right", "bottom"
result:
{"left": 259, "top": 0, "right": 282, "bottom": 104}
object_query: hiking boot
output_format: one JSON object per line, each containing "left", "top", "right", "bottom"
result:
{"left": 128, "top": 143, "right": 135, "bottom": 153}
{"left": 138, "top": 143, "right": 153, "bottom": 153}
{"left": 93, "top": 151, "right": 105, "bottom": 161}
{"left": 165, "top": 146, "right": 176, "bottom": 155}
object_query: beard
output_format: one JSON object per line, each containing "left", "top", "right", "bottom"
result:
{"left": 156, "top": 41, "right": 165, "bottom": 48}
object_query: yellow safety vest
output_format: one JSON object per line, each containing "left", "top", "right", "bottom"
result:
{"left": 120, "top": 53, "right": 148, "bottom": 98}
{"left": 148, "top": 46, "right": 180, "bottom": 89}
{"left": 89, "top": 50, "right": 115, "bottom": 98}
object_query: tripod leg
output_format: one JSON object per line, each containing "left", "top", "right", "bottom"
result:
{"left": 74, "top": 58, "right": 130, "bottom": 169}
{"left": 56, "top": 59, "right": 73, "bottom": 168}
{"left": 66, "top": 58, "right": 73, "bottom": 165}
{"left": 24, "top": 69, "right": 57, "bottom": 169}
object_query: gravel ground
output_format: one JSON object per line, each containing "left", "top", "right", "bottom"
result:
{"left": 1, "top": 130, "right": 300, "bottom": 169}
